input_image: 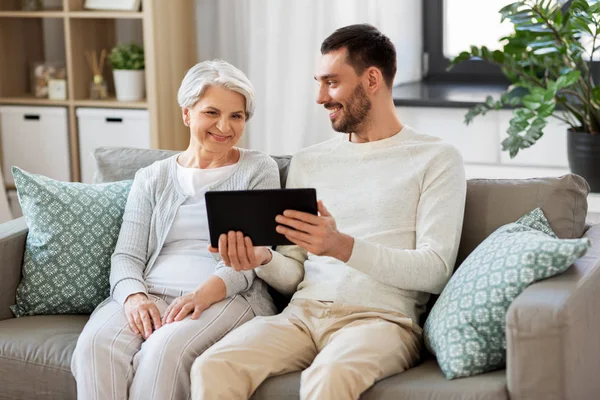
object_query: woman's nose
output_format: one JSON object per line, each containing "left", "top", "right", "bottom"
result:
{"left": 216, "top": 117, "right": 230, "bottom": 133}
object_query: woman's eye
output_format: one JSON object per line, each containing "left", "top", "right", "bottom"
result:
{"left": 206, "top": 111, "right": 218, "bottom": 116}
{"left": 232, "top": 114, "right": 243, "bottom": 120}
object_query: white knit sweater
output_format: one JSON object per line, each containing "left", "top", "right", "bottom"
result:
{"left": 256, "top": 126, "right": 467, "bottom": 324}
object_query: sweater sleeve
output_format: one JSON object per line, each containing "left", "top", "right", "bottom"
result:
{"left": 212, "top": 155, "right": 282, "bottom": 297}
{"left": 254, "top": 156, "right": 306, "bottom": 295}
{"left": 345, "top": 144, "right": 466, "bottom": 294}
{"left": 110, "top": 169, "right": 151, "bottom": 305}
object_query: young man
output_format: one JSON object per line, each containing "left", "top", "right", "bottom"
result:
{"left": 192, "top": 24, "right": 467, "bottom": 400}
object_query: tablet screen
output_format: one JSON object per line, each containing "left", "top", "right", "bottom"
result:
{"left": 205, "top": 188, "right": 318, "bottom": 247}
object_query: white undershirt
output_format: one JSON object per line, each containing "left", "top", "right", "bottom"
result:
{"left": 145, "top": 162, "right": 236, "bottom": 294}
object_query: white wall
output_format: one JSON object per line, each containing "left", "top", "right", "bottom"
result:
{"left": 194, "top": 0, "right": 423, "bottom": 153}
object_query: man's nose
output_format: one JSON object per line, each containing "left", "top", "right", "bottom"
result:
{"left": 316, "top": 86, "right": 330, "bottom": 105}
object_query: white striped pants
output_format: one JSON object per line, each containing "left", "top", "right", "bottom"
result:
{"left": 71, "top": 292, "right": 255, "bottom": 400}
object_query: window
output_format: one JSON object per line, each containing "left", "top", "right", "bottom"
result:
{"left": 424, "top": 0, "right": 598, "bottom": 82}
{"left": 423, "top": 0, "right": 508, "bottom": 81}
{"left": 443, "top": 0, "right": 514, "bottom": 59}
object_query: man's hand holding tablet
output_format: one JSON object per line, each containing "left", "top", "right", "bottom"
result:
{"left": 208, "top": 190, "right": 355, "bottom": 269}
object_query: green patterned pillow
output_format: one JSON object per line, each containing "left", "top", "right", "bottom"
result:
{"left": 10, "top": 167, "right": 132, "bottom": 317}
{"left": 424, "top": 208, "right": 590, "bottom": 380}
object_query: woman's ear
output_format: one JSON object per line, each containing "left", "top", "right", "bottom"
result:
{"left": 182, "top": 107, "right": 190, "bottom": 127}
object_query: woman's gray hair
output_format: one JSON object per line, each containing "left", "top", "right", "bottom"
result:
{"left": 177, "top": 60, "right": 255, "bottom": 120}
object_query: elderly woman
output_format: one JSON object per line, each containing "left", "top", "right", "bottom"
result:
{"left": 71, "top": 60, "right": 279, "bottom": 400}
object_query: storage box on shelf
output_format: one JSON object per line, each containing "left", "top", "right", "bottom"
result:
{"left": 77, "top": 108, "right": 150, "bottom": 183}
{"left": 0, "top": 106, "right": 71, "bottom": 184}
{"left": 0, "top": 0, "right": 197, "bottom": 189}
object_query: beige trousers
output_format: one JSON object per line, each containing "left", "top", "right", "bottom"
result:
{"left": 71, "top": 293, "right": 254, "bottom": 400}
{"left": 191, "top": 299, "right": 422, "bottom": 400}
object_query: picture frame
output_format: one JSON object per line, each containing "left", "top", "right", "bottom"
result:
{"left": 83, "top": 0, "right": 141, "bottom": 11}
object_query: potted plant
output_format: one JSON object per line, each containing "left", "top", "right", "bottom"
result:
{"left": 451, "top": 0, "right": 600, "bottom": 191}
{"left": 108, "top": 42, "right": 145, "bottom": 102}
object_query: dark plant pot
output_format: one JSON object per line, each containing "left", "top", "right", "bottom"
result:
{"left": 567, "top": 129, "right": 600, "bottom": 193}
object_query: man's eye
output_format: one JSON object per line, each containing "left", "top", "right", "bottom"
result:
{"left": 327, "top": 81, "right": 336, "bottom": 86}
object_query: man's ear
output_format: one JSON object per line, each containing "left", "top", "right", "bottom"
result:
{"left": 365, "top": 66, "right": 383, "bottom": 93}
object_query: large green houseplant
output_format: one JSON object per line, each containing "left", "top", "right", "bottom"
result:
{"left": 451, "top": 0, "right": 600, "bottom": 190}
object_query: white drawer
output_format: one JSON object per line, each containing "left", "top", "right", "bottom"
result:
{"left": 77, "top": 107, "right": 150, "bottom": 183}
{"left": 0, "top": 106, "right": 71, "bottom": 184}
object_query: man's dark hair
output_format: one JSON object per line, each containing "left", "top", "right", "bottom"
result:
{"left": 321, "top": 24, "right": 397, "bottom": 88}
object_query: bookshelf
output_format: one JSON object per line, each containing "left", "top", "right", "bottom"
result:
{"left": 0, "top": 0, "right": 197, "bottom": 181}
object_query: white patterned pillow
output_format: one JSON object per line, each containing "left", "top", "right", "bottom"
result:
{"left": 424, "top": 208, "right": 590, "bottom": 379}
{"left": 10, "top": 167, "right": 132, "bottom": 317}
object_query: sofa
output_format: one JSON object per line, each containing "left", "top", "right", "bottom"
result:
{"left": 1, "top": 147, "right": 599, "bottom": 400}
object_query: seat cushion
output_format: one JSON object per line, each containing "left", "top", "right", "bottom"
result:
{"left": 0, "top": 315, "right": 87, "bottom": 400}
{"left": 251, "top": 359, "right": 507, "bottom": 400}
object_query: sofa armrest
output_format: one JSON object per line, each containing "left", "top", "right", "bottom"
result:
{"left": 0, "top": 217, "right": 28, "bottom": 321}
{"left": 506, "top": 224, "right": 600, "bottom": 400}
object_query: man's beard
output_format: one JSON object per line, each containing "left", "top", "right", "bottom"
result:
{"left": 330, "top": 84, "right": 371, "bottom": 133}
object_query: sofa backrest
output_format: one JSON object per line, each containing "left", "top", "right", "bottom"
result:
{"left": 94, "top": 147, "right": 589, "bottom": 265}
{"left": 93, "top": 147, "right": 292, "bottom": 189}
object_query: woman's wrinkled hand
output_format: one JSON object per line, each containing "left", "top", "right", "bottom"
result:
{"left": 123, "top": 293, "right": 162, "bottom": 340}
{"left": 208, "top": 232, "right": 272, "bottom": 271}
{"left": 162, "top": 276, "right": 226, "bottom": 324}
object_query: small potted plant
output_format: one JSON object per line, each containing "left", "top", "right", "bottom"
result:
{"left": 450, "top": 0, "right": 600, "bottom": 191}
{"left": 108, "top": 42, "right": 145, "bottom": 102}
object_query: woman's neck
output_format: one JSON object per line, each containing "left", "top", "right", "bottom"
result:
{"left": 177, "top": 146, "right": 239, "bottom": 169}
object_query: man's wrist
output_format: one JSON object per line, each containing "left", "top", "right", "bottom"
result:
{"left": 334, "top": 233, "right": 354, "bottom": 263}
{"left": 260, "top": 248, "right": 273, "bottom": 265}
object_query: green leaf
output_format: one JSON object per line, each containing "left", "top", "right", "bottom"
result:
{"left": 533, "top": 47, "right": 560, "bottom": 55}
{"left": 522, "top": 117, "right": 547, "bottom": 147}
{"left": 515, "top": 108, "right": 535, "bottom": 120}
{"left": 523, "top": 97, "right": 541, "bottom": 110}
{"left": 492, "top": 50, "right": 505, "bottom": 63}
{"left": 499, "top": 2, "right": 521, "bottom": 20}
{"left": 529, "top": 39, "right": 559, "bottom": 49}
{"left": 516, "top": 23, "right": 552, "bottom": 33}
{"left": 556, "top": 70, "right": 581, "bottom": 89}
{"left": 537, "top": 102, "right": 556, "bottom": 117}
{"left": 571, "top": 17, "right": 594, "bottom": 35}
{"left": 592, "top": 86, "right": 600, "bottom": 102}
{"left": 501, "top": 135, "right": 524, "bottom": 158}
{"left": 554, "top": 9, "right": 563, "bottom": 26}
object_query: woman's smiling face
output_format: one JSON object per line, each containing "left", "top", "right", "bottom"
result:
{"left": 183, "top": 85, "right": 247, "bottom": 153}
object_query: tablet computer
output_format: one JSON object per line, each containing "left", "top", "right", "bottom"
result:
{"left": 205, "top": 188, "right": 318, "bottom": 247}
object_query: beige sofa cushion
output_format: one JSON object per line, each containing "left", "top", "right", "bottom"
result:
{"left": 457, "top": 174, "right": 589, "bottom": 265}
{"left": 0, "top": 315, "right": 87, "bottom": 400}
{"left": 251, "top": 359, "right": 508, "bottom": 400}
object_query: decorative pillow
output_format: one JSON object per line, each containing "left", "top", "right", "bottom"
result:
{"left": 10, "top": 167, "right": 132, "bottom": 317}
{"left": 424, "top": 208, "right": 590, "bottom": 380}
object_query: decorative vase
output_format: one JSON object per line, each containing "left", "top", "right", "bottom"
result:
{"left": 113, "top": 69, "right": 145, "bottom": 102}
{"left": 567, "top": 128, "right": 600, "bottom": 193}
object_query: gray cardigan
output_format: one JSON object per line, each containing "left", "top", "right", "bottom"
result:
{"left": 110, "top": 148, "right": 280, "bottom": 316}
